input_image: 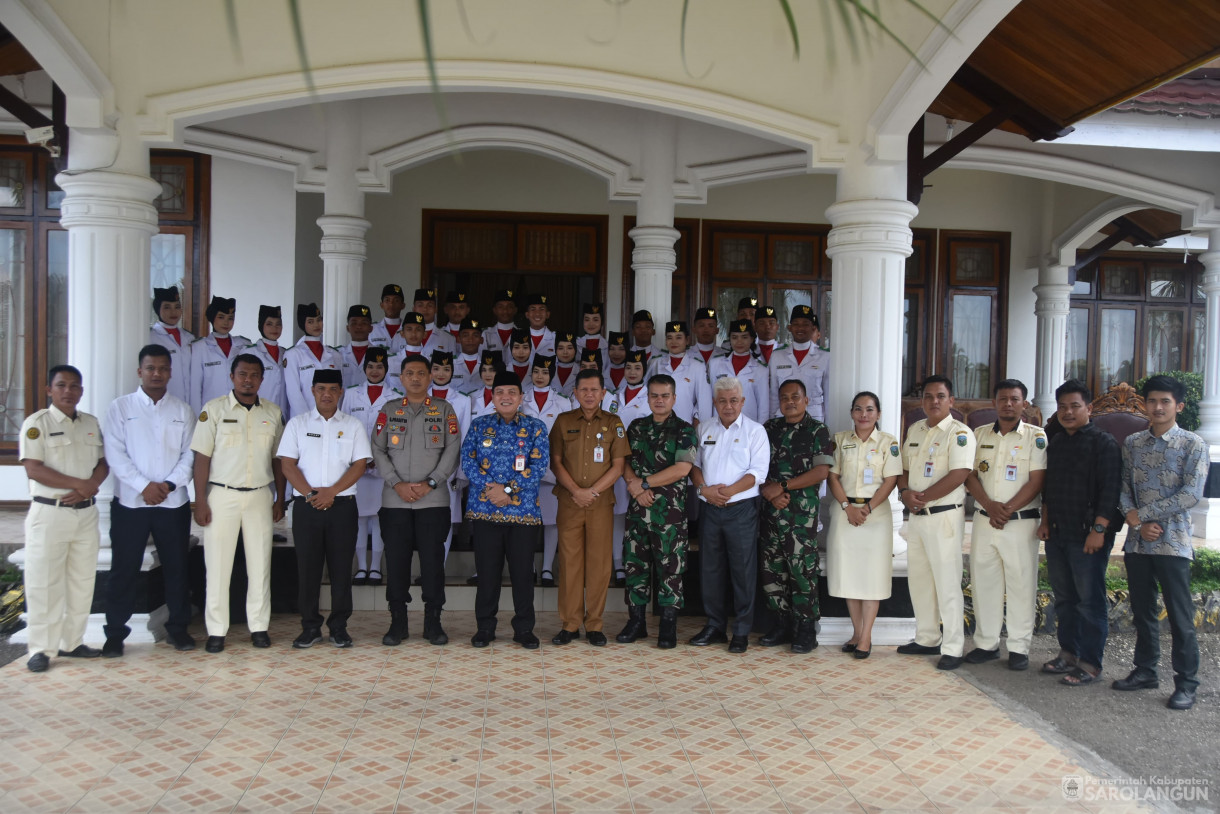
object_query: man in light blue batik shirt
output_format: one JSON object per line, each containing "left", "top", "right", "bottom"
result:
{"left": 1113, "top": 375, "right": 1208, "bottom": 711}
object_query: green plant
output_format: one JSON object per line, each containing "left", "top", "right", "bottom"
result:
{"left": 1134, "top": 370, "right": 1203, "bottom": 431}
{"left": 1191, "top": 546, "right": 1220, "bottom": 582}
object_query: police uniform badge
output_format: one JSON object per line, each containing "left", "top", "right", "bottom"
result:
{"left": 957, "top": 433, "right": 968, "bottom": 447}
{"left": 26, "top": 427, "right": 39, "bottom": 439}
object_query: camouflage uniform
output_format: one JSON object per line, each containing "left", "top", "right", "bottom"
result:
{"left": 624, "top": 413, "right": 698, "bottom": 608}
{"left": 761, "top": 414, "right": 834, "bottom": 621}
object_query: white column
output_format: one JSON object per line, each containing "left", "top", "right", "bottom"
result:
{"left": 1192, "top": 229, "right": 1220, "bottom": 541}
{"left": 630, "top": 116, "right": 679, "bottom": 323}
{"left": 1033, "top": 263, "right": 1072, "bottom": 420}
{"left": 825, "top": 154, "right": 916, "bottom": 558}
{"left": 318, "top": 104, "right": 367, "bottom": 345}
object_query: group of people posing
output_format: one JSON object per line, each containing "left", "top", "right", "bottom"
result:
{"left": 17, "top": 285, "right": 1207, "bottom": 711}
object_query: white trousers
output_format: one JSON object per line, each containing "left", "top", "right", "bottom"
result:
{"left": 203, "top": 485, "right": 273, "bottom": 636}
{"left": 907, "top": 509, "right": 965, "bottom": 657}
{"left": 23, "top": 503, "right": 99, "bottom": 656}
{"left": 969, "top": 514, "right": 1040, "bottom": 655}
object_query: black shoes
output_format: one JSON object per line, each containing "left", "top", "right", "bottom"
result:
{"left": 689, "top": 626, "right": 728, "bottom": 647}
{"left": 466, "top": 574, "right": 480, "bottom": 586}
{"left": 293, "top": 629, "right": 323, "bottom": 649}
{"left": 205, "top": 636, "right": 226, "bottom": 653}
{"left": 366, "top": 570, "right": 383, "bottom": 586}
{"left": 791, "top": 620, "right": 818, "bottom": 654}
{"left": 1008, "top": 653, "right": 1029, "bottom": 671}
{"left": 616, "top": 605, "right": 648, "bottom": 643}
{"left": 27, "top": 653, "right": 49, "bottom": 672}
{"left": 657, "top": 607, "right": 679, "bottom": 650}
{"left": 383, "top": 609, "right": 409, "bottom": 646}
{"left": 539, "top": 570, "right": 555, "bottom": 588}
{"left": 471, "top": 629, "right": 496, "bottom": 648}
{"left": 169, "top": 633, "right": 197, "bottom": 651}
{"left": 330, "top": 629, "right": 353, "bottom": 648}
{"left": 1167, "top": 688, "right": 1196, "bottom": 710}
{"left": 552, "top": 629, "right": 579, "bottom": 645}
{"left": 896, "top": 642, "right": 941, "bottom": 656}
{"left": 854, "top": 649, "right": 871, "bottom": 660}
{"left": 728, "top": 635, "right": 749, "bottom": 654}
{"left": 352, "top": 569, "right": 368, "bottom": 586}
{"left": 250, "top": 631, "right": 271, "bottom": 648}
{"left": 613, "top": 568, "right": 626, "bottom": 588}
{"left": 936, "top": 655, "right": 963, "bottom": 671}
{"left": 102, "top": 638, "right": 124, "bottom": 658}
{"left": 58, "top": 644, "right": 102, "bottom": 658}
{"left": 1112, "top": 669, "right": 1159, "bottom": 691}
{"left": 965, "top": 647, "right": 1000, "bottom": 664}
{"left": 759, "top": 617, "right": 792, "bottom": 648}
{"left": 841, "top": 643, "right": 857, "bottom": 653}
{"left": 423, "top": 608, "right": 449, "bottom": 646}
{"left": 587, "top": 631, "right": 607, "bottom": 647}
{"left": 513, "top": 631, "right": 540, "bottom": 650}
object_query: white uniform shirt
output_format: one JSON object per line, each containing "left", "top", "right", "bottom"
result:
{"left": 451, "top": 353, "right": 482, "bottom": 395}
{"left": 903, "top": 414, "right": 976, "bottom": 507}
{"left": 707, "top": 354, "right": 770, "bottom": 425}
{"left": 630, "top": 343, "right": 660, "bottom": 369}
{"left": 469, "top": 388, "right": 497, "bottom": 419}
{"left": 553, "top": 362, "right": 579, "bottom": 398}
{"left": 276, "top": 408, "right": 372, "bottom": 496}
{"left": 149, "top": 321, "right": 194, "bottom": 406}
{"left": 576, "top": 334, "right": 609, "bottom": 371}
{"left": 283, "top": 336, "right": 342, "bottom": 419}
{"left": 243, "top": 339, "right": 288, "bottom": 417}
{"left": 973, "top": 421, "right": 1047, "bottom": 509}
{"left": 422, "top": 326, "right": 457, "bottom": 357}
{"left": 482, "top": 322, "right": 517, "bottom": 356}
{"left": 369, "top": 318, "right": 407, "bottom": 353}
{"left": 337, "top": 342, "right": 373, "bottom": 389}
{"left": 612, "top": 382, "right": 650, "bottom": 430}
{"left": 104, "top": 389, "right": 196, "bottom": 509}
{"left": 768, "top": 342, "right": 830, "bottom": 420}
{"left": 692, "top": 343, "right": 723, "bottom": 374}
{"left": 522, "top": 388, "right": 572, "bottom": 488}
{"left": 647, "top": 354, "right": 714, "bottom": 425}
{"left": 696, "top": 413, "right": 770, "bottom": 504}
{"left": 189, "top": 333, "right": 251, "bottom": 416}
{"left": 341, "top": 381, "right": 404, "bottom": 439}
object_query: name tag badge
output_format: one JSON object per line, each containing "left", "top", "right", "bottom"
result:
{"left": 923, "top": 461, "right": 935, "bottom": 479}
{"left": 862, "top": 468, "right": 874, "bottom": 485}
{"left": 594, "top": 446, "right": 604, "bottom": 463}
{"left": 1006, "top": 464, "right": 1018, "bottom": 481}
{"left": 515, "top": 454, "right": 526, "bottom": 471}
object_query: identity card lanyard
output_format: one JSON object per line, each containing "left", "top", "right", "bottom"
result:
{"left": 594, "top": 432, "right": 604, "bottom": 463}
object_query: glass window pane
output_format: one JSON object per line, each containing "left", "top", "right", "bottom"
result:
{"left": 1149, "top": 267, "right": 1187, "bottom": 299}
{"left": 45, "top": 164, "right": 63, "bottom": 210}
{"left": 1098, "top": 309, "right": 1136, "bottom": 391}
{"left": 1193, "top": 310, "right": 1206, "bottom": 375}
{"left": 770, "top": 238, "right": 815, "bottom": 277}
{"left": 1072, "top": 266, "right": 1094, "bottom": 296}
{"left": 714, "top": 286, "right": 758, "bottom": 344}
{"left": 150, "top": 233, "right": 187, "bottom": 292}
{"left": 769, "top": 287, "right": 813, "bottom": 346}
{"left": 949, "top": 294, "right": 991, "bottom": 399}
{"left": 151, "top": 163, "right": 188, "bottom": 213}
{"left": 716, "top": 236, "right": 760, "bottom": 275}
{"left": 47, "top": 230, "right": 68, "bottom": 368}
{"left": 1066, "top": 307, "right": 1090, "bottom": 383}
{"left": 1145, "top": 309, "right": 1184, "bottom": 374}
{"left": 952, "top": 245, "right": 995, "bottom": 284}
{"left": 0, "top": 229, "right": 27, "bottom": 443}
{"left": 1101, "top": 264, "right": 1140, "bottom": 297}
{"left": 0, "top": 159, "right": 27, "bottom": 209}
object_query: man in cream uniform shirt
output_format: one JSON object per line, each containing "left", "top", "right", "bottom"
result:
{"left": 964, "top": 379, "right": 1046, "bottom": 672}
{"left": 191, "top": 354, "right": 287, "bottom": 653}
{"left": 897, "top": 374, "right": 976, "bottom": 670}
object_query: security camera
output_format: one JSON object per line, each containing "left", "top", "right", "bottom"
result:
{"left": 24, "top": 125, "right": 54, "bottom": 145}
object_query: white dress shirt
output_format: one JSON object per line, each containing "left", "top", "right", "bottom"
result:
{"left": 646, "top": 353, "right": 714, "bottom": 425}
{"left": 283, "top": 336, "right": 342, "bottom": 419}
{"left": 708, "top": 354, "right": 770, "bottom": 425}
{"left": 696, "top": 412, "right": 770, "bottom": 504}
{"left": 104, "top": 388, "right": 196, "bottom": 509}
{"left": 149, "top": 321, "right": 194, "bottom": 406}
{"left": 276, "top": 408, "right": 372, "bottom": 496}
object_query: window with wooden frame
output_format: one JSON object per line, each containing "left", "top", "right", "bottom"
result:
{"left": 422, "top": 210, "right": 608, "bottom": 335}
{"left": 938, "top": 231, "right": 1009, "bottom": 400}
{"left": 619, "top": 216, "right": 698, "bottom": 327}
{"left": 903, "top": 228, "right": 936, "bottom": 396}
{"left": 1069, "top": 251, "right": 1205, "bottom": 397}
{"left": 0, "top": 146, "right": 210, "bottom": 455}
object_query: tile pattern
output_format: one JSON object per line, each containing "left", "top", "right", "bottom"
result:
{"left": 0, "top": 611, "right": 1150, "bottom": 813}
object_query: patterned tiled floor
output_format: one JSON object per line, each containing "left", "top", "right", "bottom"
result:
{"left": 0, "top": 611, "right": 1151, "bottom": 814}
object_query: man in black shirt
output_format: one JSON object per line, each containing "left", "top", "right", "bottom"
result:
{"left": 1037, "top": 380, "right": 1121, "bottom": 687}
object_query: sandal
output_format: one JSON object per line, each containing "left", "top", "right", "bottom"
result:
{"left": 367, "top": 570, "right": 383, "bottom": 586}
{"left": 540, "top": 570, "right": 555, "bottom": 588}
{"left": 1040, "top": 656, "right": 1075, "bottom": 674}
{"left": 352, "top": 569, "right": 368, "bottom": 586}
{"left": 1060, "top": 666, "right": 1100, "bottom": 686}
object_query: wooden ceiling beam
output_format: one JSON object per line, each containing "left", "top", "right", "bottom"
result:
{"left": 951, "top": 65, "right": 1076, "bottom": 142}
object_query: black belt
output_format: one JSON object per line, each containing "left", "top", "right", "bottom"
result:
{"left": 978, "top": 508, "right": 1041, "bottom": 521}
{"left": 32, "top": 496, "right": 96, "bottom": 509}
{"left": 914, "top": 504, "right": 961, "bottom": 516}
{"left": 208, "top": 482, "right": 264, "bottom": 492}
{"left": 295, "top": 494, "right": 355, "bottom": 503}
{"left": 844, "top": 497, "right": 870, "bottom": 505}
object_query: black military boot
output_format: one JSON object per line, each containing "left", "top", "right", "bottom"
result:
{"left": 791, "top": 618, "right": 819, "bottom": 654}
{"left": 616, "top": 604, "right": 648, "bottom": 643}
{"left": 423, "top": 607, "right": 449, "bottom": 646}
{"left": 657, "top": 607, "right": 679, "bottom": 649}
{"left": 382, "top": 606, "right": 409, "bottom": 646}
{"left": 759, "top": 614, "right": 792, "bottom": 647}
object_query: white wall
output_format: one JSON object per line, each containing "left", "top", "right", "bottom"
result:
{"left": 209, "top": 158, "right": 298, "bottom": 342}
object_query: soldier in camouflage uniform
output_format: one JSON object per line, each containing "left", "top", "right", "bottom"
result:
{"left": 759, "top": 379, "right": 834, "bottom": 653}
{"left": 616, "top": 373, "right": 698, "bottom": 649}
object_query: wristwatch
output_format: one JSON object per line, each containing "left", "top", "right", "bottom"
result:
{"left": 641, "top": 479, "right": 651, "bottom": 491}
{"left": 503, "top": 484, "right": 514, "bottom": 496}
{"left": 781, "top": 479, "right": 789, "bottom": 491}
{"left": 1091, "top": 522, "right": 1107, "bottom": 533}
{"left": 840, "top": 500, "right": 850, "bottom": 510}
{"left": 165, "top": 481, "right": 177, "bottom": 492}
{"left": 425, "top": 477, "right": 439, "bottom": 490}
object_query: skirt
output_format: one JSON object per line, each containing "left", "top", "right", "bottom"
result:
{"left": 826, "top": 499, "right": 893, "bottom": 600}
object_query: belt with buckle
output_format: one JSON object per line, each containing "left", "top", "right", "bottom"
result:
{"left": 978, "top": 508, "right": 1041, "bottom": 521}
{"left": 914, "top": 504, "right": 961, "bottom": 516}
{"left": 32, "top": 496, "right": 96, "bottom": 510}
{"left": 208, "top": 482, "right": 263, "bottom": 492}
{"left": 844, "top": 497, "right": 870, "bottom": 505}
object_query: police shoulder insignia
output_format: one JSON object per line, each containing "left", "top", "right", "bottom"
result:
{"left": 26, "top": 427, "right": 39, "bottom": 439}
{"left": 1035, "top": 435, "right": 1046, "bottom": 449}
{"left": 616, "top": 425, "right": 625, "bottom": 438}
{"left": 198, "top": 411, "right": 208, "bottom": 423}
{"left": 890, "top": 443, "right": 899, "bottom": 457}
{"left": 447, "top": 414, "right": 458, "bottom": 435}
{"left": 956, "top": 433, "right": 968, "bottom": 447}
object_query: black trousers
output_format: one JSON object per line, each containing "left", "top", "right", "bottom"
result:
{"left": 379, "top": 506, "right": 450, "bottom": 612}
{"left": 293, "top": 497, "right": 358, "bottom": 631}
{"left": 107, "top": 500, "right": 192, "bottom": 640}
{"left": 700, "top": 498, "right": 759, "bottom": 637}
{"left": 1125, "top": 552, "right": 1200, "bottom": 692}
{"left": 472, "top": 520, "right": 538, "bottom": 635}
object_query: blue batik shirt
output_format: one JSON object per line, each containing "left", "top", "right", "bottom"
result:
{"left": 461, "top": 410, "right": 549, "bottom": 525}
{"left": 1119, "top": 424, "right": 1209, "bottom": 559}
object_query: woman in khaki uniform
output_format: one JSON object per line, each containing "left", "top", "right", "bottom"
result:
{"left": 826, "top": 391, "right": 901, "bottom": 659}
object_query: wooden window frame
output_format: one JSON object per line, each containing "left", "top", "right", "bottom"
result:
{"left": 937, "top": 230, "right": 1009, "bottom": 396}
